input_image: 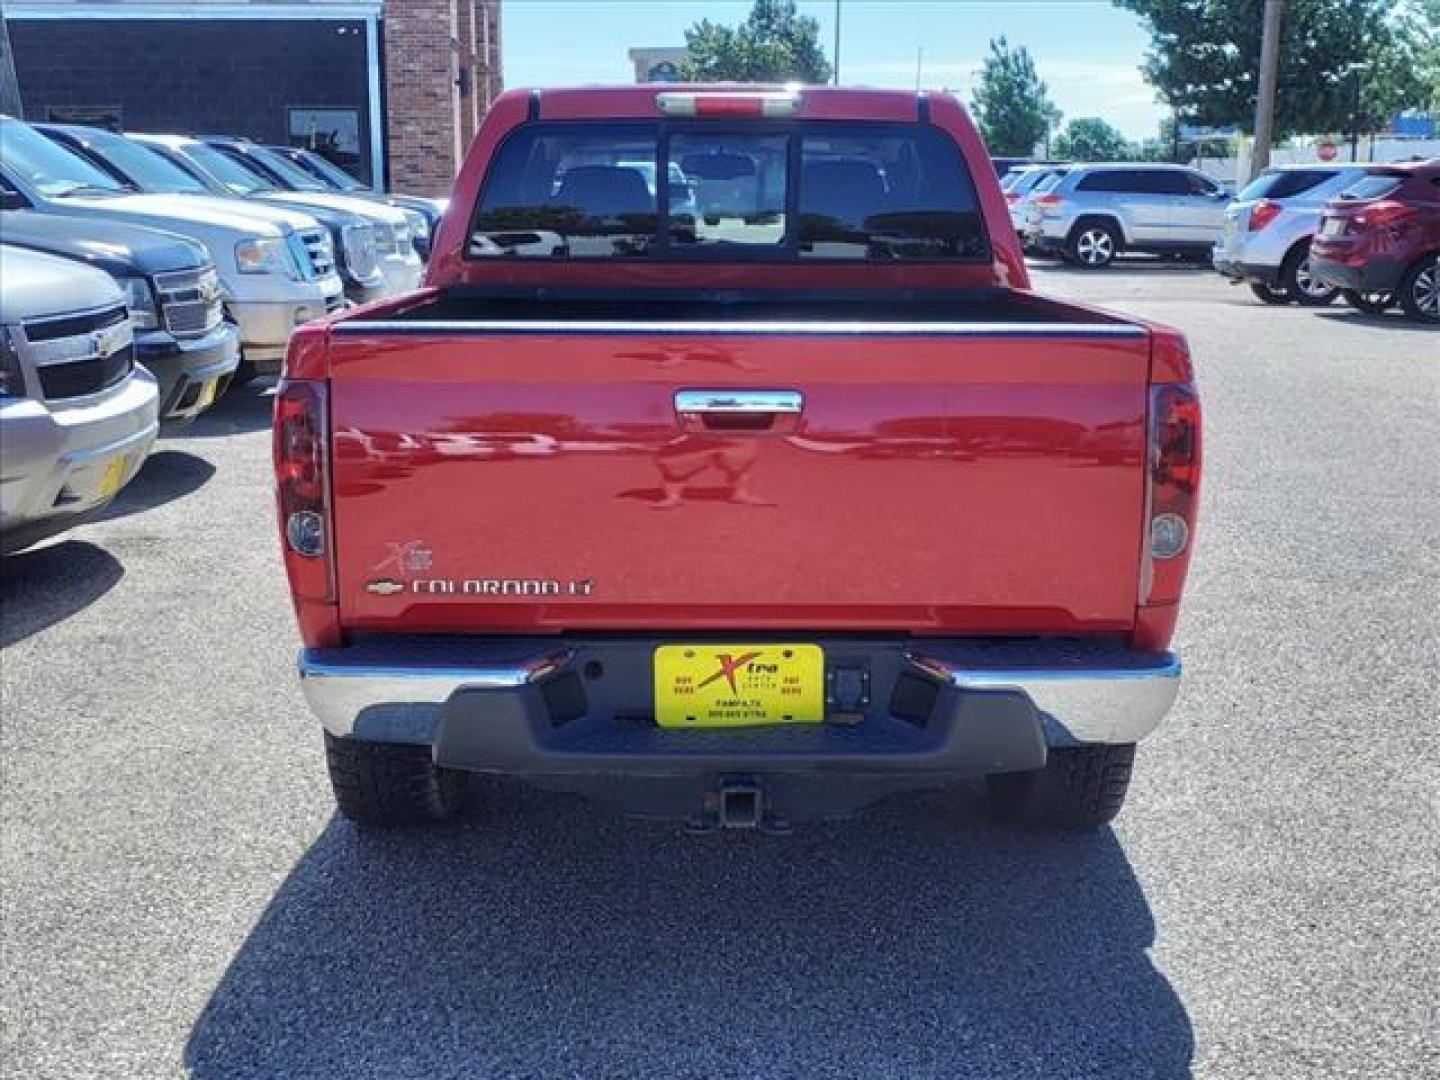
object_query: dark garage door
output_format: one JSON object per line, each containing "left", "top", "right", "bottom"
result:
{"left": 9, "top": 17, "right": 376, "bottom": 185}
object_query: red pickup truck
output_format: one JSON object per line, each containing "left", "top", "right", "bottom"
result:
{"left": 276, "top": 86, "right": 1201, "bottom": 832}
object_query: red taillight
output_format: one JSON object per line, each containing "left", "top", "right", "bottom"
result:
{"left": 1143, "top": 377, "right": 1202, "bottom": 610}
{"left": 274, "top": 377, "right": 334, "bottom": 602}
{"left": 1033, "top": 193, "right": 1063, "bottom": 207}
{"left": 1005, "top": 192, "right": 1020, "bottom": 204}
{"left": 1248, "top": 199, "right": 1282, "bottom": 231}
{"left": 655, "top": 90, "right": 801, "bottom": 118}
{"left": 1354, "top": 199, "right": 1417, "bottom": 231}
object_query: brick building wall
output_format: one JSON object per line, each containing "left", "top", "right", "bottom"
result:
{"left": 383, "top": 0, "right": 502, "bottom": 197}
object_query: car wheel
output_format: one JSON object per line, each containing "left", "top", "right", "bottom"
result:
{"left": 1281, "top": 245, "right": 1339, "bottom": 306}
{"left": 1067, "top": 222, "right": 1119, "bottom": 268}
{"left": 987, "top": 743, "right": 1136, "bottom": 830}
{"left": 324, "top": 732, "right": 470, "bottom": 826}
{"left": 1341, "top": 290, "right": 1395, "bottom": 315}
{"left": 1249, "top": 282, "right": 1292, "bottom": 305}
{"left": 1398, "top": 254, "right": 1440, "bottom": 323}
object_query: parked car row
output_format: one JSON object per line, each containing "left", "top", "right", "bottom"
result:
{"left": 1, "top": 114, "right": 445, "bottom": 554}
{"left": 1, "top": 116, "right": 443, "bottom": 375}
{"left": 1214, "top": 159, "right": 1439, "bottom": 323}
{"left": 1003, "top": 154, "right": 1437, "bottom": 323}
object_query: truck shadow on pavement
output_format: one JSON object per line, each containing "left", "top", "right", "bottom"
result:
{"left": 0, "top": 540, "right": 123, "bottom": 648}
{"left": 184, "top": 781, "right": 1194, "bottom": 1079}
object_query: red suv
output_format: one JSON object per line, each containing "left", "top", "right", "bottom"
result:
{"left": 1311, "top": 159, "right": 1439, "bottom": 323}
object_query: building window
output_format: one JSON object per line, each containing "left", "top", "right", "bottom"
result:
{"left": 287, "top": 107, "right": 363, "bottom": 179}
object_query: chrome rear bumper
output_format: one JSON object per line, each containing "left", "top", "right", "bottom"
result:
{"left": 299, "top": 637, "right": 1180, "bottom": 751}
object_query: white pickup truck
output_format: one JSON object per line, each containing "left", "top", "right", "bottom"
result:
{"left": 1, "top": 117, "right": 343, "bottom": 377}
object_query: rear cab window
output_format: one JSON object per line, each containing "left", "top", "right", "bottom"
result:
{"left": 468, "top": 121, "right": 988, "bottom": 262}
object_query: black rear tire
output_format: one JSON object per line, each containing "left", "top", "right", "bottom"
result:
{"left": 1280, "top": 243, "right": 1338, "bottom": 306}
{"left": 1397, "top": 253, "right": 1439, "bottom": 323}
{"left": 987, "top": 743, "right": 1136, "bottom": 830}
{"left": 1249, "top": 282, "right": 1292, "bottom": 305}
{"left": 1342, "top": 290, "right": 1394, "bottom": 315}
{"left": 324, "top": 733, "right": 469, "bottom": 826}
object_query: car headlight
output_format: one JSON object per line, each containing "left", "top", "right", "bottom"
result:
{"left": 235, "top": 236, "right": 300, "bottom": 280}
{"left": 118, "top": 277, "right": 160, "bottom": 330}
{"left": 391, "top": 219, "right": 413, "bottom": 251}
{"left": 341, "top": 222, "right": 378, "bottom": 281}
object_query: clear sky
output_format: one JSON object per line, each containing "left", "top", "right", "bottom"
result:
{"left": 501, "top": 1, "right": 1168, "bottom": 141}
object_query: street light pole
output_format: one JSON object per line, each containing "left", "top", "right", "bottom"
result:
{"left": 833, "top": 0, "right": 841, "bottom": 85}
{"left": 1251, "top": 0, "right": 1283, "bottom": 179}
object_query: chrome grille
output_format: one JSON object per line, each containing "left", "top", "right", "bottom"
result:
{"left": 19, "top": 304, "right": 135, "bottom": 401}
{"left": 153, "top": 266, "right": 224, "bottom": 337}
{"left": 299, "top": 227, "right": 335, "bottom": 279}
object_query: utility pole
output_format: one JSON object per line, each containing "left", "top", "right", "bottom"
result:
{"left": 0, "top": 12, "right": 23, "bottom": 118}
{"left": 832, "top": 0, "right": 841, "bottom": 85}
{"left": 1349, "top": 66, "right": 1363, "bottom": 161}
{"left": 1251, "top": 0, "right": 1283, "bottom": 180}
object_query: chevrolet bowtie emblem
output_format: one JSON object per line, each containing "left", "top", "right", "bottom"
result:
{"left": 366, "top": 578, "right": 406, "bottom": 596}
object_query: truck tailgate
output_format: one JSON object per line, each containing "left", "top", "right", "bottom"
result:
{"left": 327, "top": 321, "right": 1150, "bottom": 635}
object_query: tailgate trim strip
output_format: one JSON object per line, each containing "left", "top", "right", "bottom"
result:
{"left": 332, "top": 319, "right": 1148, "bottom": 338}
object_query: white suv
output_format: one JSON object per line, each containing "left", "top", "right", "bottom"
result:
{"left": 1211, "top": 164, "right": 1372, "bottom": 305}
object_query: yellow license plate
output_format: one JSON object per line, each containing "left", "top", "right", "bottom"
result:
{"left": 96, "top": 456, "right": 127, "bottom": 498}
{"left": 195, "top": 378, "right": 219, "bottom": 411}
{"left": 654, "top": 644, "right": 824, "bottom": 729}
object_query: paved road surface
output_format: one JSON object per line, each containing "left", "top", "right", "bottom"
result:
{"left": 2, "top": 263, "right": 1436, "bottom": 1078}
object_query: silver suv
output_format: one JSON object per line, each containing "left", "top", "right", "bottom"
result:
{"left": 1211, "top": 164, "right": 1372, "bottom": 305}
{"left": 1025, "top": 164, "right": 1231, "bottom": 268}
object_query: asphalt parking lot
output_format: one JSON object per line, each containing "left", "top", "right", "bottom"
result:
{"left": 2, "top": 260, "right": 1436, "bottom": 1079}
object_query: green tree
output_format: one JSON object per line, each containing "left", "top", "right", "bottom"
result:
{"left": 1116, "top": 0, "right": 1427, "bottom": 138}
{"left": 681, "top": 0, "right": 832, "bottom": 84}
{"left": 1396, "top": 0, "right": 1439, "bottom": 111}
{"left": 969, "top": 37, "right": 1062, "bottom": 156}
{"left": 1052, "top": 117, "right": 1134, "bottom": 161}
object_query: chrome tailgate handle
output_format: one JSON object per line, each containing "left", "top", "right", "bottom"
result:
{"left": 674, "top": 390, "right": 803, "bottom": 414}
{"left": 674, "top": 389, "right": 804, "bottom": 433}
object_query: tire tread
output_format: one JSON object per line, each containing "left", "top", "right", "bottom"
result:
{"left": 324, "top": 733, "right": 468, "bottom": 826}
{"left": 987, "top": 743, "right": 1136, "bottom": 830}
